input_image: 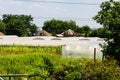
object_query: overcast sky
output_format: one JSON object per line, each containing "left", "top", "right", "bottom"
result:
{"left": 0, "top": 0, "right": 118, "bottom": 29}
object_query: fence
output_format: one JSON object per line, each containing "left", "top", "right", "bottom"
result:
{"left": 0, "top": 74, "right": 39, "bottom": 80}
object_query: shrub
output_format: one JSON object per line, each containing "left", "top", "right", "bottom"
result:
{"left": 53, "top": 59, "right": 120, "bottom": 80}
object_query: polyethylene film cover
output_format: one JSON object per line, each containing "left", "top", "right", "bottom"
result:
{"left": 62, "top": 44, "right": 103, "bottom": 59}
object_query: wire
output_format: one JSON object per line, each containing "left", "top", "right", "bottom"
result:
{"left": 0, "top": 14, "right": 94, "bottom": 21}
{"left": 14, "top": 0, "right": 100, "bottom": 5}
{"left": 33, "top": 16, "right": 94, "bottom": 21}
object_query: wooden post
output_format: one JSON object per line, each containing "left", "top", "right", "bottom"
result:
{"left": 27, "top": 77, "right": 30, "bottom": 80}
{"left": 94, "top": 48, "right": 96, "bottom": 63}
{"left": 9, "top": 76, "right": 11, "bottom": 80}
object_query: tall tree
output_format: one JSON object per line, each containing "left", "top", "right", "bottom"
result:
{"left": 42, "top": 19, "right": 79, "bottom": 35}
{"left": 2, "top": 14, "right": 37, "bottom": 36}
{"left": 0, "top": 20, "right": 6, "bottom": 33}
{"left": 90, "top": 27, "right": 112, "bottom": 38}
{"left": 82, "top": 25, "right": 91, "bottom": 37}
{"left": 93, "top": 0, "right": 120, "bottom": 62}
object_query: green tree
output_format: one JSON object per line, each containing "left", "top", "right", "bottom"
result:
{"left": 93, "top": 0, "right": 120, "bottom": 62}
{"left": 0, "top": 20, "right": 6, "bottom": 33}
{"left": 2, "top": 14, "right": 37, "bottom": 36}
{"left": 82, "top": 25, "right": 91, "bottom": 37}
{"left": 90, "top": 27, "right": 112, "bottom": 38}
{"left": 42, "top": 19, "right": 80, "bottom": 35}
{"left": 29, "top": 24, "right": 38, "bottom": 36}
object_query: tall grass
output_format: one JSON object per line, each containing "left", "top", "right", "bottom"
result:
{"left": 0, "top": 45, "right": 61, "bottom": 55}
{"left": 0, "top": 45, "right": 62, "bottom": 79}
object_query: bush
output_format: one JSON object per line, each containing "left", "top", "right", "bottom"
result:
{"left": 53, "top": 59, "right": 120, "bottom": 80}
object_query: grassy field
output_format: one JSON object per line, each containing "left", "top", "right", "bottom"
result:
{"left": 0, "top": 46, "right": 120, "bottom": 80}
{"left": 0, "top": 46, "right": 62, "bottom": 80}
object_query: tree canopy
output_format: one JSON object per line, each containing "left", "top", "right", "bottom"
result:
{"left": 0, "top": 20, "right": 6, "bottom": 33}
{"left": 90, "top": 27, "right": 112, "bottom": 38}
{"left": 82, "top": 25, "right": 91, "bottom": 37}
{"left": 2, "top": 14, "right": 37, "bottom": 36}
{"left": 93, "top": 0, "right": 120, "bottom": 62}
{"left": 42, "top": 19, "right": 80, "bottom": 35}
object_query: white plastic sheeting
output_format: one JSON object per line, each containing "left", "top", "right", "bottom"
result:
{"left": 62, "top": 42, "right": 103, "bottom": 59}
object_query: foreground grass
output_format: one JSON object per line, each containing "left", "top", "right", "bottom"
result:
{"left": 0, "top": 46, "right": 120, "bottom": 80}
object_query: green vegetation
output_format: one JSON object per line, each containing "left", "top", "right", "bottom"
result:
{"left": 42, "top": 19, "right": 80, "bottom": 35}
{"left": 0, "top": 14, "right": 111, "bottom": 37}
{"left": 0, "top": 14, "right": 37, "bottom": 36}
{"left": 0, "top": 45, "right": 61, "bottom": 55}
{"left": 0, "top": 46, "right": 61, "bottom": 80}
{"left": 0, "top": 0, "right": 120, "bottom": 79}
{"left": 0, "top": 46, "right": 120, "bottom": 80}
{"left": 89, "top": 27, "right": 112, "bottom": 38}
{"left": 0, "top": 20, "right": 6, "bottom": 33}
{"left": 43, "top": 19, "right": 95, "bottom": 37}
{"left": 93, "top": 0, "right": 120, "bottom": 63}
{"left": 82, "top": 25, "right": 91, "bottom": 37}
{"left": 42, "top": 19, "right": 112, "bottom": 37}
{"left": 53, "top": 59, "right": 120, "bottom": 80}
